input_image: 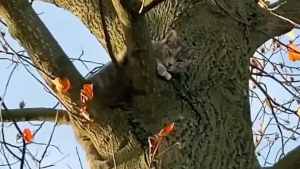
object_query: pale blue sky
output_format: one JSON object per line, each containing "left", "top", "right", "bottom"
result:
{"left": 0, "top": 2, "right": 109, "bottom": 169}
{"left": 0, "top": 1, "right": 300, "bottom": 169}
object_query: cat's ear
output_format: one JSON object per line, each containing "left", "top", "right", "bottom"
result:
{"left": 162, "top": 30, "right": 177, "bottom": 43}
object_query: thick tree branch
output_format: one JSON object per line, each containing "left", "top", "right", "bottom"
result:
{"left": 35, "top": 0, "right": 127, "bottom": 57}
{"left": 269, "top": 144, "right": 300, "bottom": 169}
{"left": 99, "top": 0, "right": 119, "bottom": 67}
{"left": 1, "top": 108, "right": 70, "bottom": 124}
{"left": 251, "top": 0, "right": 300, "bottom": 49}
{"left": 111, "top": 0, "right": 156, "bottom": 93}
{"left": 0, "top": 0, "right": 87, "bottom": 112}
{"left": 270, "top": 0, "right": 300, "bottom": 26}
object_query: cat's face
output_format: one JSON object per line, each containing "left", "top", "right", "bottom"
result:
{"left": 153, "top": 30, "right": 195, "bottom": 67}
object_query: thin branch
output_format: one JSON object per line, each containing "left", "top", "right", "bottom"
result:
{"left": 0, "top": 98, "right": 26, "bottom": 169}
{"left": 1, "top": 108, "right": 70, "bottom": 124}
{"left": 98, "top": 0, "right": 120, "bottom": 67}
{"left": 75, "top": 147, "right": 84, "bottom": 169}
{"left": 0, "top": 0, "right": 86, "bottom": 108}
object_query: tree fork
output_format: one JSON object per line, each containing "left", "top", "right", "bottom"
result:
{"left": 1, "top": 0, "right": 300, "bottom": 169}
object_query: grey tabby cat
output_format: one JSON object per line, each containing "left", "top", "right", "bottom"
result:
{"left": 152, "top": 30, "right": 195, "bottom": 80}
{"left": 80, "top": 31, "right": 195, "bottom": 168}
{"left": 85, "top": 30, "right": 194, "bottom": 106}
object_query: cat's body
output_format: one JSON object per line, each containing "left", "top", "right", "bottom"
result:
{"left": 87, "top": 30, "right": 194, "bottom": 86}
{"left": 80, "top": 30, "right": 195, "bottom": 169}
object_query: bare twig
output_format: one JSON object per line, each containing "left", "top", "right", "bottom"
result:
{"left": 98, "top": 0, "right": 120, "bottom": 67}
{"left": 75, "top": 147, "right": 84, "bottom": 169}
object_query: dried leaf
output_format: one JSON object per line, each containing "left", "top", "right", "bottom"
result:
{"left": 52, "top": 77, "right": 70, "bottom": 94}
{"left": 260, "top": 47, "right": 265, "bottom": 54}
{"left": 19, "top": 100, "right": 25, "bottom": 109}
{"left": 287, "top": 43, "right": 300, "bottom": 62}
{"left": 158, "top": 123, "right": 175, "bottom": 137}
{"left": 250, "top": 58, "right": 260, "bottom": 69}
{"left": 80, "top": 83, "right": 94, "bottom": 104}
{"left": 272, "top": 37, "right": 280, "bottom": 51}
{"left": 286, "top": 76, "right": 294, "bottom": 82}
{"left": 148, "top": 123, "right": 176, "bottom": 166}
{"left": 264, "top": 98, "right": 271, "bottom": 110}
{"left": 297, "top": 108, "right": 300, "bottom": 117}
{"left": 1, "top": 31, "right": 5, "bottom": 37}
{"left": 79, "top": 83, "right": 94, "bottom": 121}
{"left": 23, "top": 128, "right": 33, "bottom": 143}
{"left": 291, "top": 134, "right": 297, "bottom": 141}
{"left": 148, "top": 136, "right": 161, "bottom": 155}
{"left": 258, "top": 122, "right": 266, "bottom": 134}
{"left": 2, "top": 44, "right": 8, "bottom": 53}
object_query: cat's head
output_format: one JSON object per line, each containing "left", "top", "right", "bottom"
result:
{"left": 160, "top": 30, "right": 195, "bottom": 60}
{"left": 153, "top": 30, "right": 196, "bottom": 65}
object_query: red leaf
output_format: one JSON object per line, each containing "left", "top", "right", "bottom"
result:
{"left": 80, "top": 83, "right": 94, "bottom": 105}
{"left": 158, "top": 123, "right": 175, "bottom": 137}
{"left": 287, "top": 43, "right": 300, "bottom": 62}
{"left": 23, "top": 128, "right": 33, "bottom": 143}
{"left": 52, "top": 77, "right": 70, "bottom": 94}
{"left": 79, "top": 83, "right": 94, "bottom": 121}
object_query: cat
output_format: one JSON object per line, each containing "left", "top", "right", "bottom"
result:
{"left": 152, "top": 30, "right": 195, "bottom": 80}
{"left": 81, "top": 31, "right": 195, "bottom": 168}
{"left": 85, "top": 30, "right": 195, "bottom": 106}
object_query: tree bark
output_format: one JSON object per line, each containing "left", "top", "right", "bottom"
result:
{"left": 0, "top": 0, "right": 299, "bottom": 169}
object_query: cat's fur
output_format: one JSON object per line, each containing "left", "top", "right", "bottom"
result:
{"left": 85, "top": 30, "right": 195, "bottom": 106}
{"left": 152, "top": 30, "right": 195, "bottom": 80}
{"left": 87, "top": 30, "right": 194, "bottom": 86}
{"left": 80, "top": 31, "right": 195, "bottom": 169}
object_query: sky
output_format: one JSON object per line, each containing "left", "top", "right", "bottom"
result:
{"left": 0, "top": 0, "right": 300, "bottom": 169}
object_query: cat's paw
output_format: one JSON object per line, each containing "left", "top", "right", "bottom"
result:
{"left": 157, "top": 69, "right": 166, "bottom": 76}
{"left": 164, "top": 72, "right": 172, "bottom": 80}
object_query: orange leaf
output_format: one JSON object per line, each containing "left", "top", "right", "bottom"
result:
{"left": 297, "top": 108, "right": 300, "bottom": 118}
{"left": 80, "top": 83, "right": 94, "bottom": 104}
{"left": 158, "top": 123, "right": 175, "bottom": 137}
{"left": 52, "top": 77, "right": 70, "bottom": 94}
{"left": 250, "top": 58, "right": 261, "bottom": 69}
{"left": 287, "top": 43, "right": 300, "bottom": 62}
{"left": 23, "top": 128, "right": 34, "bottom": 143}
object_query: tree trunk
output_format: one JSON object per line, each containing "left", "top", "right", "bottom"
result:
{"left": 0, "top": 0, "right": 297, "bottom": 169}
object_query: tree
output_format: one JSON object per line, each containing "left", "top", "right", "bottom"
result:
{"left": 1, "top": 0, "right": 300, "bottom": 168}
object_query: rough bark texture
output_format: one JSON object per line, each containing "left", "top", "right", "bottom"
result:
{"left": 1, "top": 0, "right": 299, "bottom": 169}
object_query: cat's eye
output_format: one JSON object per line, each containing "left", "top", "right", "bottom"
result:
{"left": 177, "top": 59, "right": 184, "bottom": 62}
